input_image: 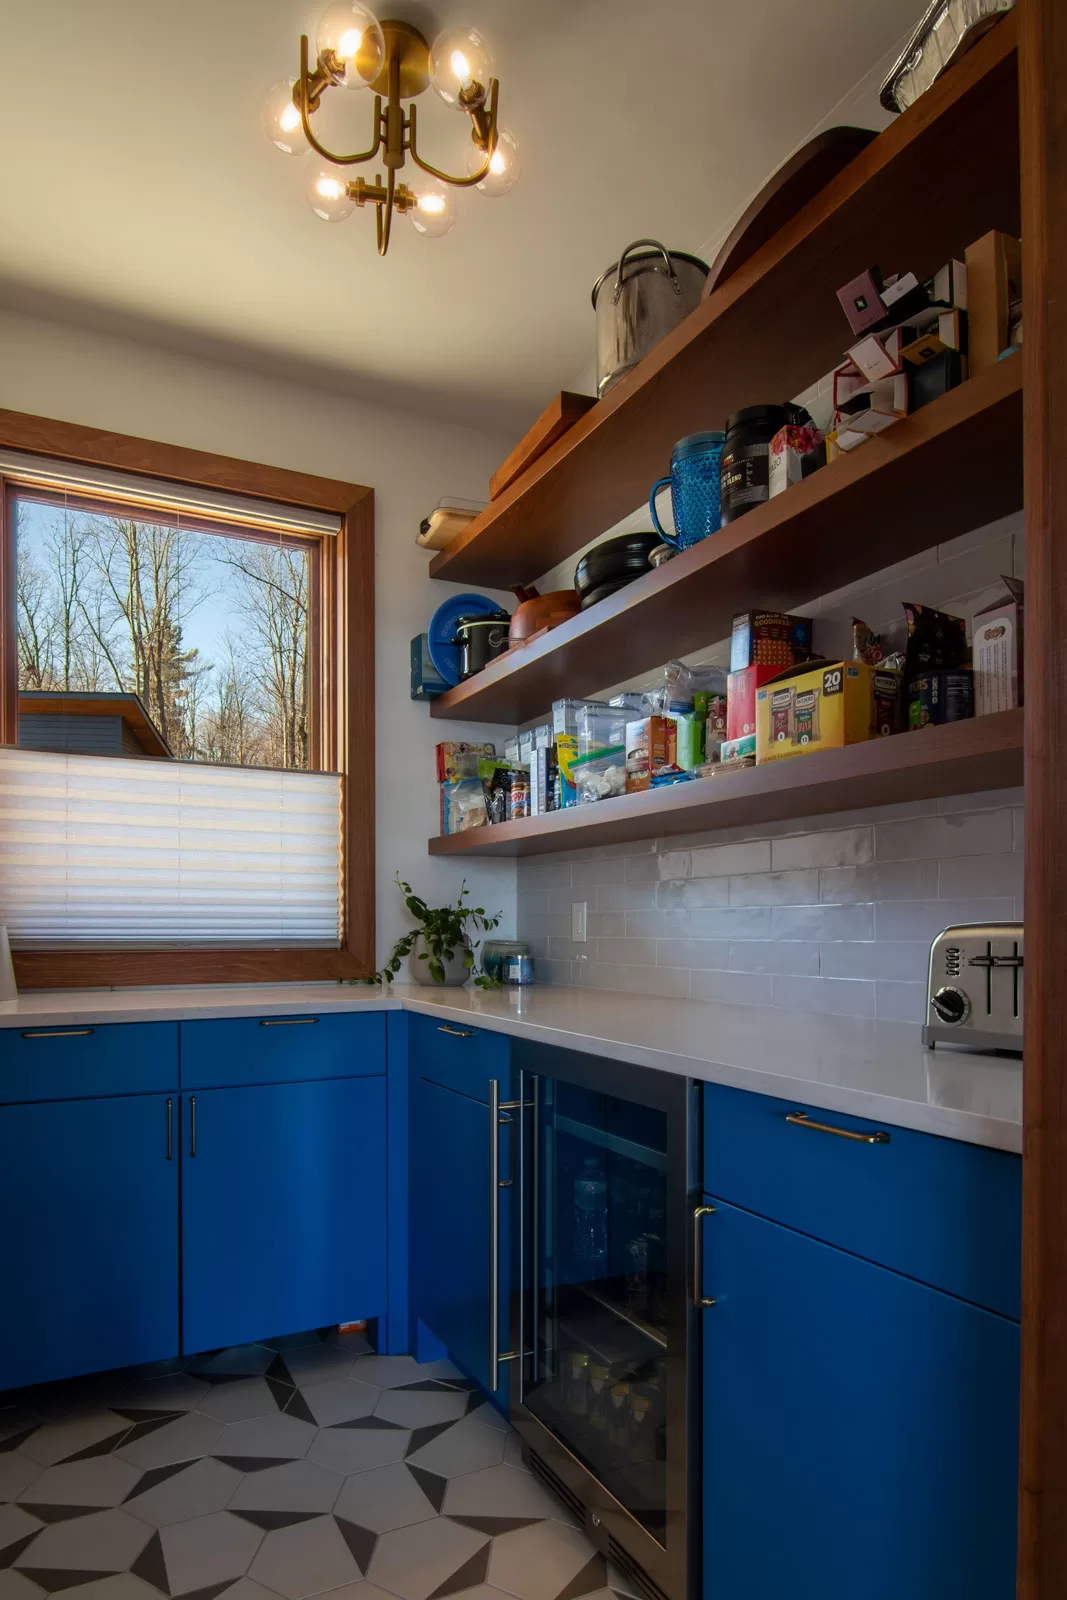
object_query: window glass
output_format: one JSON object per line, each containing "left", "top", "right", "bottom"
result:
{"left": 14, "top": 494, "right": 312, "bottom": 770}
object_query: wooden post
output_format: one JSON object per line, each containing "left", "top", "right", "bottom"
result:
{"left": 1018, "top": 0, "right": 1067, "bottom": 1593}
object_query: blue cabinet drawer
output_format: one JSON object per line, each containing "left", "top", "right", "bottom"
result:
{"left": 180, "top": 1012, "right": 386, "bottom": 1088}
{"left": 0, "top": 1021, "right": 178, "bottom": 1103}
{"left": 408, "top": 1011, "right": 511, "bottom": 1104}
{"left": 703, "top": 1081, "right": 1021, "bottom": 1319}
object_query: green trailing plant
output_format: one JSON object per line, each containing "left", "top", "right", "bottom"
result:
{"left": 366, "top": 876, "right": 502, "bottom": 987}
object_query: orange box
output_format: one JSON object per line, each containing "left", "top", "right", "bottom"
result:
{"left": 625, "top": 717, "right": 674, "bottom": 792}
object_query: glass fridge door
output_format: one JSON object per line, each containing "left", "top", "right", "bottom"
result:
{"left": 524, "top": 1075, "right": 670, "bottom": 1545}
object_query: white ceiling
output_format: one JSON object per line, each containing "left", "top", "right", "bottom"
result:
{"left": 0, "top": 0, "right": 924, "bottom": 431}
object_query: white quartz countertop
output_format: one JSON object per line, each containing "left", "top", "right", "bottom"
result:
{"left": 0, "top": 981, "right": 1022, "bottom": 1153}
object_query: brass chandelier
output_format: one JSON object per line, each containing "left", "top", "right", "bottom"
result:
{"left": 261, "top": 3, "right": 519, "bottom": 256}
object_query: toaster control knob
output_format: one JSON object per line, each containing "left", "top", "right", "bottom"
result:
{"left": 932, "top": 986, "right": 971, "bottom": 1026}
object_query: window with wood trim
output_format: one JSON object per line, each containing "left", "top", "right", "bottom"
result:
{"left": 0, "top": 412, "right": 374, "bottom": 990}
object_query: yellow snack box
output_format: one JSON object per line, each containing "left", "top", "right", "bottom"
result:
{"left": 755, "top": 659, "right": 902, "bottom": 764}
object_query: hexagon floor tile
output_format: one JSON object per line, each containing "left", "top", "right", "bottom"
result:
{"left": 0, "top": 1334, "right": 617, "bottom": 1600}
{"left": 333, "top": 1461, "right": 440, "bottom": 1534}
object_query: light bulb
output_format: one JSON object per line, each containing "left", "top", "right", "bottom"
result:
{"left": 429, "top": 27, "right": 494, "bottom": 106}
{"left": 408, "top": 183, "right": 456, "bottom": 237}
{"left": 305, "top": 166, "right": 355, "bottom": 222}
{"left": 468, "top": 126, "right": 520, "bottom": 196}
{"left": 315, "top": 2, "right": 385, "bottom": 89}
{"left": 261, "top": 79, "right": 309, "bottom": 156}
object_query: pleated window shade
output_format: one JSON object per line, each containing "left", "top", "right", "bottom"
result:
{"left": 0, "top": 748, "right": 343, "bottom": 948}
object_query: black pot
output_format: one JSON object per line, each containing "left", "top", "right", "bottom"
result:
{"left": 579, "top": 578, "right": 638, "bottom": 611}
{"left": 574, "top": 531, "right": 659, "bottom": 598}
{"left": 453, "top": 611, "right": 510, "bottom": 679}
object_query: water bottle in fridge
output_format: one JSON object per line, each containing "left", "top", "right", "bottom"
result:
{"left": 574, "top": 1156, "right": 608, "bottom": 1270}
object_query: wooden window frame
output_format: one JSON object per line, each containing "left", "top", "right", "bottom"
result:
{"left": 0, "top": 407, "right": 375, "bottom": 989}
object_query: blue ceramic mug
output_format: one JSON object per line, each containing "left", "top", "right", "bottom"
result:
{"left": 649, "top": 431, "right": 725, "bottom": 550}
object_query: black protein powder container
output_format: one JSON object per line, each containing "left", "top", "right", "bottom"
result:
{"left": 720, "top": 404, "right": 788, "bottom": 524}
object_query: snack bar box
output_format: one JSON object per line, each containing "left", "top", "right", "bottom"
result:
{"left": 755, "top": 659, "right": 902, "bottom": 764}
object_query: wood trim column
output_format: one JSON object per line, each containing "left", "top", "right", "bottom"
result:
{"left": 1018, "top": 0, "right": 1067, "bottom": 1593}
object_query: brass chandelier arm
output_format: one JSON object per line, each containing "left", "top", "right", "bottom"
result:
{"left": 376, "top": 168, "right": 397, "bottom": 255}
{"left": 406, "top": 81, "right": 500, "bottom": 186}
{"left": 297, "top": 34, "right": 384, "bottom": 165}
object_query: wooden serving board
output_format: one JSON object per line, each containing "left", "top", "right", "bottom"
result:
{"left": 490, "top": 391, "right": 597, "bottom": 500}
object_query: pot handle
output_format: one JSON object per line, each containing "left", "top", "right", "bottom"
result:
{"left": 613, "top": 239, "right": 681, "bottom": 305}
{"left": 649, "top": 478, "right": 680, "bottom": 549}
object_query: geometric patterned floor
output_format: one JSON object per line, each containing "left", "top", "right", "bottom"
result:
{"left": 0, "top": 1328, "right": 636, "bottom": 1600}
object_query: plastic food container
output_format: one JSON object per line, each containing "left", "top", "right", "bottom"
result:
{"left": 572, "top": 745, "right": 627, "bottom": 804}
{"left": 880, "top": 0, "right": 1014, "bottom": 113}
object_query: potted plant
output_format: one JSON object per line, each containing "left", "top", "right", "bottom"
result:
{"left": 369, "top": 876, "right": 501, "bottom": 988}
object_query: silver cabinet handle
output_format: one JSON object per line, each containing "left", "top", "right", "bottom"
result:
{"left": 438, "top": 1024, "right": 474, "bottom": 1038}
{"left": 189, "top": 1096, "right": 197, "bottom": 1158}
{"left": 166, "top": 1099, "right": 173, "bottom": 1161}
{"left": 21, "top": 1028, "right": 94, "bottom": 1039}
{"left": 785, "top": 1111, "right": 890, "bottom": 1145}
{"left": 693, "top": 1204, "right": 716, "bottom": 1309}
{"left": 259, "top": 1017, "right": 319, "bottom": 1026}
{"left": 489, "top": 1078, "right": 502, "bottom": 1391}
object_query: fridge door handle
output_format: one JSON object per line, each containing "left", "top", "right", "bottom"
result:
{"left": 693, "top": 1204, "right": 716, "bottom": 1308}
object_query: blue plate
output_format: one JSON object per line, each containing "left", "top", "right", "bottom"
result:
{"left": 427, "top": 592, "right": 503, "bottom": 687}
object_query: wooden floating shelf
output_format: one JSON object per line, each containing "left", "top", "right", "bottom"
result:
{"left": 429, "top": 15, "right": 1019, "bottom": 590}
{"left": 428, "top": 709, "right": 1024, "bottom": 858}
{"left": 431, "top": 354, "right": 1023, "bottom": 726}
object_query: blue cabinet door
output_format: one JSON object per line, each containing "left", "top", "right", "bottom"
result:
{"left": 409, "top": 1074, "right": 512, "bottom": 1404}
{"left": 700, "top": 1197, "right": 1019, "bottom": 1600}
{"left": 0, "top": 1095, "right": 179, "bottom": 1389}
{"left": 181, "top": 1077, "right": 387, "bottom": 1354}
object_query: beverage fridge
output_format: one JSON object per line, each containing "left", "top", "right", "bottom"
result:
{"left": 501, "top": 1041, "right": 700, "bottom": 1600}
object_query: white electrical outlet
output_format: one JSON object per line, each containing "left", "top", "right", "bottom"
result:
{"left": 571, "top": 901, "right": 588, "bottom": 943}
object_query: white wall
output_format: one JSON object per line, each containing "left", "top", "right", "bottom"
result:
{"left": 0, "top": 309, "right": 517, "bottom": 970}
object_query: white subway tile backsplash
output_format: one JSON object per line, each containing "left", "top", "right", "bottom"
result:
{"left": 874, "top": 897, "right": 1017, "bottom": 943}
{"left": 729, "top": 869, "right": 820, "bottom": 907}
{"left": 571, "top": 858, "right": 629, "bottom": 888}
{"left": 690, "top": 970, "right": 774, "bottom": 1007}
{"left": 656, "top": 850, "right": 692, "bottom": 880}
{"left": 588, "top": 910, "right": 626, "bottom": 938}
{"left": 729, "top": 941, "right": 821, "bottom": 976}
{"left": 875, "top": 809, "right": 1013, "bottom": 862}
{"left": 596, "top": 882, "right": 659, "bottom": 912}
{"left": 771, "top": 903, "right": 875, "bottom": 942}
{"left": 875, "top": 982, "right": 928, "bottom": 1023}
{"left": 771, "top": 975, "right": 876, "bottom": 1019}
{"left": 596, "top": 937, "right": 659, "bottom": 966}
{"left": 623, "top": 855, "right": 662, "bottom": 883}
{"left": 938, "top": 853, "right": 1024, "bottom": 900}
{"left": 1013, "top": 808, "right": 1024, "bottom": 853}
{"left": 771, "top": 827, "right": 874, "bottom": 871}
{"left": 818, "top": 861, "right": 933, "bottom": 904}
{"left": 691, "top": 839, "right": 772, "bottom": 878}
{"left": 657, "top": 938, "right": 732, "bottom": 970}
{"left": 523, "top": 861, "right": 573, "bottom": 888}
{"left": 656, "top": 878, "right": 731, "bottom": 910}
{"left": 819, "top": 940, "right": 929, "bottom": 982}
{"left": 583, "top": 963, "right": 692, "bottom": 999}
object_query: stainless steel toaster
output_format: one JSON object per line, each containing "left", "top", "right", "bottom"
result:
{"left": 922, "top": 923, "right": 1023, "bottom": 1054}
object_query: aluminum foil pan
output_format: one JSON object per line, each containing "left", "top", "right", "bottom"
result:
{"left": 880, "top": 0, "right": 1014, "bottom": 113}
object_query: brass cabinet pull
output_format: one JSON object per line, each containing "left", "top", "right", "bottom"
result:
{"left": 438, "top": 1024, "right": 474, "bottom": 1038}
{"left": 259, "top": 1017, "right": 318, "bottom": 1026}
{"left": 693, "top": 1204, "right": 716, "bottom": 1309}
{"left": 189, "top": 1096, "right": 197, "bottom": 1158}
{"left": 20, "top": 1028, "right": 94, "bottom": 1039}
{"left": 785, "top": 1111, "right": 890, "bottom": 1145}
{"left": 166, "top": 1099, "right": 173, "bottom": 1161}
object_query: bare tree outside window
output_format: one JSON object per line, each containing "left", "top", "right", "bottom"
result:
{"left": 13, "top": 496, "right": 312, "bottom": 770}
